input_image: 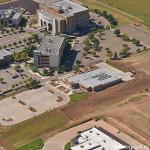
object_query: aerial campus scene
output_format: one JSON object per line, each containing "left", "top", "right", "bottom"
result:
{"left": 0, "top": 0, "right": 150, "bottom": 150}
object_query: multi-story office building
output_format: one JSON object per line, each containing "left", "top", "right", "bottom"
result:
{"left": 34, "top": 35, "right": 66, "bottom": 68}
{"left": 0, "top": 9, "right": 22, "bottom": 27}
{"left": 36, "top": 0, "right": 89, "bottom": 35}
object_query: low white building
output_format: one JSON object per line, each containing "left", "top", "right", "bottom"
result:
{"left": 71, "top": 127, "right": 130, "bottom": 150}
{"left": 34, "top": 35, "right": 66, "bottom": 68}
{"left": 68, "top": 68, "right": 122, "bottom": 92}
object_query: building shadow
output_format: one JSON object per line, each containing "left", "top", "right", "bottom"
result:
{"left": 62, "top": 49, "right": 78, "bottom": 71}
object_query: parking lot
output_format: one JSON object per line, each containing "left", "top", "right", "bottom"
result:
{"left": 74, "top": 24, "right": 150, "bottom": 64}
{"left": 0, "top": 28, "right": 42, "bottom": 54}
{"left": 0, "top": 66, "right": 29, "bottom": 93}
{"left": 0, "top": 83, "right": 69, "bottom": 125}
{"left": 120, "top": 24, "right": 150, "bottom": 48}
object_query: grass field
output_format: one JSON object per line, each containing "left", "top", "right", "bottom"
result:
{"left": 0, "top": 111, "right": 67, "bottom": 149}
{"left": 69, "top": 93, "right": 88, "bottom": 105}
{"left": 80, "top": 0, "right": 149, "bottom": 27}
{"left": 16, "top": 138, "right": 44, "bottom": 150}
{"left": 100, "top": 0, "right": 150, "bottom": 28}
{"left": 64, "top": 142, "right": 71, "bottom": 150}
{"left": 0, "top": 0, "right": 10, "bottom": 3}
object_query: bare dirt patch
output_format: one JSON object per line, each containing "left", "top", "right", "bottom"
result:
{"left": 105, "top": 93, "right": 150, "bottom": 143}
{"left": 122, "top": 50, "right": 150, "bottom": 75}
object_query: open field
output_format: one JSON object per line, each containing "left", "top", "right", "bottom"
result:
{"left": 0, "top": 111, "right": 67, "bottom": 149}
{"left": 69, "top": 93, "right": 88, "bottom": 105}
{"left": 0, "top": 0, "right": 10, "bottom": 3}
{"left": 100, "top": 0, "right": 150, "bottom": 28}
{"left": 80, "top": 0, "right": 143, "bottom": 26}
{"left": 122, "top": 50, "right": 150, "bottom": 75}
{"left": 105, "top": 92, "right": 150, "bottom": 144}
{"left": 16, "top": 138, "right": 43, "bottom": 150}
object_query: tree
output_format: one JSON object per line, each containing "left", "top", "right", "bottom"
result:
{"left": 3, "top": 45, "right": 7, "bottom": 49}
{"left": 43, "top": 68, "right": 49, "bottom": 76}
{"left": 106, "top": 50, "right": 113, "bottom": 58}
{"left": 31, "top": 33, "right": 39, "bottom": 42}
{"left": 13, "top": 42, "right": 17, "bottom": 47}
{"left": 58, "top": 65, "right": 66, "bottom": 74}
{"left": 92, "top": 51, "right": 97, "bottom": 57}
{"left": 84, "top": 38, "right": 92, "bottom": 49}
{"left": 26, "top": 79, "right": 40, "bottom": 89}
{"left": 114, "top": 29, "right": 120, "bottom": 37}
{"left": 8, "top": 43, "right": 12, "bottom": 48}
{"left": 23, "top": 38, "right": 27, "bottom": 43}
{"left": 19, "top": 27, "right": 24, "bottom": 32}
{"left": 49, "top": 67, "right": 55, "bottom": 75}
{"left": 21, "top": 51, "right": 28, "bottom": 61}
{"left": 14, "top": 65, "right": 21, "bottom": 71}
{"left": 19, "top": 40, "right": 22, "bottom": 45}
{"left": 113, "top": 51, "right": 118, "bottom": 59}
{"left": 119, "top": 45, "right": 130, "bottom": 58}
{"left": 134, "top": 40, "right": 141, "bottom": 46}
{"left": 25, "top": 45, "right": 35, "bottom": 57}
{"left": 73, "top": 65, "right": 79, "bottom": 72}
{"left": 122, "top": 44, "right": 129, "bottom": 54}
{"left": 12, "top": 51, "right": 21, "bottom": 61}
{"left": 27, "top": 36, "right": 33, "bottom": 43}
{"left": 121, "top": 34, "right": 130, "bottom": 41}
{"left": 76, "top": 60, "right": 81, "bottom": 65}
{"left": 0, "top": 77, "right": 4, "bottom": 83}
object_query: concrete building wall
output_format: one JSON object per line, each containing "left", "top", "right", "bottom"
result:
{"left": 74, "top": 10, "right": 89, "bottom": 29}
{"left": 38, "top": 3, "right": 89, "bottom": 35}
{"left": 38, "top": 11, "right": 57, "bottom": 35}
{"left": 11, "top": 15, "right": 22, "bottom": 26}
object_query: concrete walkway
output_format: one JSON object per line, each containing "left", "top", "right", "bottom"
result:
{"left": 42, "top": 120, "right": 149, "bottom": 150}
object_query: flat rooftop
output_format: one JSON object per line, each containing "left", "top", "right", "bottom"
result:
{"left": 0, "top": 49, "right": 11, "bottom": 60}
{"left": 71, "top": 127, "right": 128, "bottom": 150}
{"left": 38, "top": 35, "right": 65, "bottom": 55}
{"left": 68, "top": 68, "right": 122, "bottom": 88}
{"left": 41, "top": 0, "right": 88, "bottom": 17}
{"left": 38, "top": 9, "right": 60, "bottom": 20}
{"left": 0, "top": 9, "right": 13, "bottom": 19}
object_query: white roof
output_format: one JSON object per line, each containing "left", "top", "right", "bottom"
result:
{"left": 68, "top": 68, "right": 122, "bottom": 88}
{"left": 71, "top": 127, "right": 127, "bottom": 150}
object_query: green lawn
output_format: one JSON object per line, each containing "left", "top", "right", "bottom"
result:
{"left": 100, "top": 0, "right": 150, "bottom": 28}
{"left": 0, "top": 111, "right": 67, "bottom": 149}
{"left": 100, "top": 0, "right": 150, "bottom": 27}
{"left": 80, "top": 0, "right": 149, "bottom": 27}
{"left": 16, "top": 138, "right": 44, "bottom": 150}
{"left": 64, "top": 142, "right": 71, "bottom": 150}
{"left": 0, "top": 0, "right": 10, "bottom": 3}
{"left": 69, "top": 93, "right": 88, "bottom": 105}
